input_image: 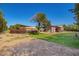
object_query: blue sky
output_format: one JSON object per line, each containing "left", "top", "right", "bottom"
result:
{"left": 0, "top": 3, "right": 74, "bottom": 26}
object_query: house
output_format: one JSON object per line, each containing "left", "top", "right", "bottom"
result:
{"left": 9, "top": 25, "right": 64, "bottom": 33}
{"left": 57, "top": 26, "right": 64, "bottom": 32}
{"left": 51, "top": 26, "right": 64, "bottom": 32}
{"left": 24, "top": 26, "right": 64, "bottom": 32}
{"left": 51, "top": 26, "right": 57, "bottom": 32}
{"left": 36, "top": 26, "right": 64, "bottom": 32}
{"left": 10, "top": 26, "right": 38, "bottom": 33}
{"left": 25, "top": 26, "right": 38, "bottom": 32}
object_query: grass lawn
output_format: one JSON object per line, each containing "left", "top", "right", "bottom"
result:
{"left": 31, "top": 32, "right": 79, "bottom": 48}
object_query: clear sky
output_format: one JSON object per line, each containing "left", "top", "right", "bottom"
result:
{"left": 0, "top": 3, "right": 75, "bottom": 27}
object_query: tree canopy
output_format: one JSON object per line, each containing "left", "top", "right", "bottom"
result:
{"left": 0, "top": 11, "right": 7, "bottom": 32}
{"left": 70, "top": 4, "right": 79, "bottom": 29}
{"left": 32, "top": 13, "right": 51, "bottom": 31}
{"left": 9, "top": 24, "right": 26, "bottom": 29}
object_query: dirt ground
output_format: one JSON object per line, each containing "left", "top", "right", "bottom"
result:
{"left": 0, "top": 33, "right": 79, "bottom": 56}
{"left": 0, "top": 33, "right": 32, "bottom": 49}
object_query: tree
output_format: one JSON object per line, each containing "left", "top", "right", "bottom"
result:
{"left": 0, "top": 11, "right": 7, "bottom": 32}
{"left": 63, "top": 24, "right": 79, "bottom": 31}
{"left": 9, "top": 24, "right": 26, "bottom": 29}
{"left": 63, "top": 24, "right": 67, "bottom": 30}
{"left": 70, "top": 4, "right": 79, "bottom": 30}
{"left": 32, "top": 13, "right": 51, "bottom": 31}
{"left": 9, "top": 24, "right": 26, "bottom": 33}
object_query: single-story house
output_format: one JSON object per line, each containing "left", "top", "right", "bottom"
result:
{"left": 25, "top": 26, "right": 38, "bottom": 32}
{"left": 39, "top": 26, "right": 64, "bottom": 32}
{"left": 37, "top": 26, "right": 64, "bottom": 32}
{"left": 19, "top": 25, "right": 64, "bottom": 32}
{"left": 10, "top": 25, "right": 64, "bottom": 33}
{"left": 51, "top": 26, "right": 64, "bottom": 32}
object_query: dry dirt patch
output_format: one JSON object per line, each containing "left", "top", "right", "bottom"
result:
{"left": 0, "top": 33, "right": 32, "bottom": 49}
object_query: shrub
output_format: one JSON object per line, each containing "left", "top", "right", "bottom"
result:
{"left": 28, "top": 30, "right": 39, "bottom": 35}
{"left": 10, "top": 29, "right": 16, "bottom": 33}
{"left": 10, "top": 27, "right": 26, "bottom": 33}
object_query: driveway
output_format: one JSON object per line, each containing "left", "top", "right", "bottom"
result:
{"left": 0, "top": 39, "right": 79, "bottom": 56}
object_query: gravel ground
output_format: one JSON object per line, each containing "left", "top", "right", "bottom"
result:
{"left": 0, "top": 39, "right": 79, "bottom": 56}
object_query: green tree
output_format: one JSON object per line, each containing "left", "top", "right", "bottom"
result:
{"left": 32, "top": 13, "right": 51, "bottom": 31}
{"left": 63, "top": 24, "right": 67, "bottom": 30}
{"left": 70, "top": 4, "right": 79, "bottom": 30}
{"left": 9, "top": 24, "right": 26, "bottom": 29}
{"left": 63, "top": 24, "right": 79, "bottom": 31}
{"left": 0, "top": 11, "right": 7, "bottom": 32}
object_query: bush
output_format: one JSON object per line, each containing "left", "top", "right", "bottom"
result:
{"left": 10, "top": 27, "right": 26, "bottom": 33}
{"left": 28, "top": 30, "right": 39, "bottom": 35}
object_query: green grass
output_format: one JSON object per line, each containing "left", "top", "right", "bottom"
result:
{"left": 31, "top": 32, "right": 79, "bottom": 48}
